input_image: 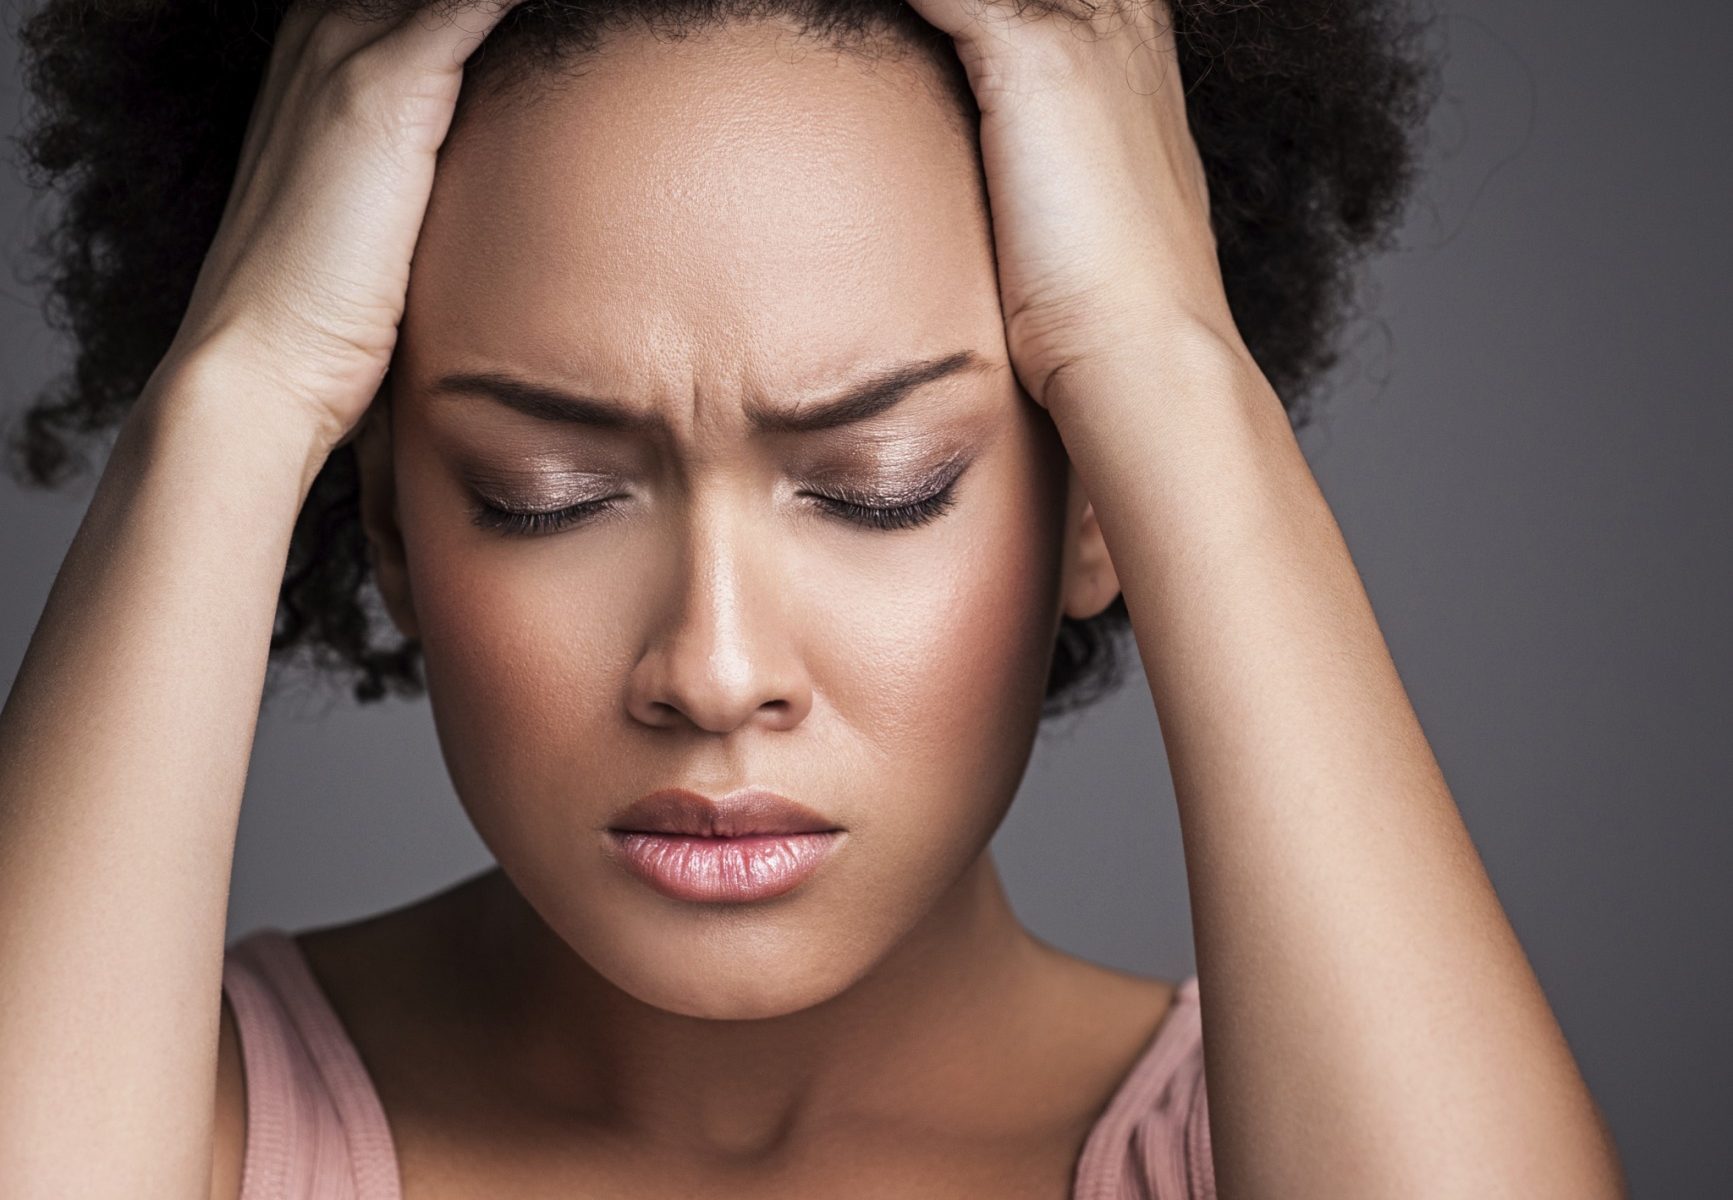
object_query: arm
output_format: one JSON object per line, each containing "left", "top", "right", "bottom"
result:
{"left": 891, "top": 0, "right": 1627, "bottom": 1186}
{"left": 0, "top": 354, "right": 327, "bottom": 1198}
{"left": 1045, "top": 335, "right": 1628, "bottom": 1199}
{"left": 0, "top": 4, "right": 524, "bottom": 1191}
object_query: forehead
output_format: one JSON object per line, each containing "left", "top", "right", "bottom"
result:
{"left": 406, "top": 22, "right": 998, "bottom": 401}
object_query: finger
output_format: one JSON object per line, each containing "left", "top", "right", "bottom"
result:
{"left": 379, "top": 0, "right": 530, "bottom": 73}
{"left": 231, "top": 2, "right": 396, "bottom": 196}
{"left": 233, "top": 1, "right": 515, "bottom": 196}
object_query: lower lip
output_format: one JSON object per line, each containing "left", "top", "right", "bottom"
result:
{"left": 606, "top": 831, "right": 844, "bottom": 903}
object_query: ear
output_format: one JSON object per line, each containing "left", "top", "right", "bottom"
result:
{"left": 1060, "top": 461, "right": 1122, "bottom": 622}
{"left": 353, "top": 393, "right": 420, "bottom": 641}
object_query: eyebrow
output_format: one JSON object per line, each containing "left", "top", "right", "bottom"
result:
{"left": 427, "top": 349, "right": 993, "bottom": 436}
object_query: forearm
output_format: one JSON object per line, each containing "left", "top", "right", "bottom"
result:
{"left": 1046, "top": 335, "right": 1626, "bottom": 1199}
{"left": 0, "top": 351, "right": 326, "bottom": 1197}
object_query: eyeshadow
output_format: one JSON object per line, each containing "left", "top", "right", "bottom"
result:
{"left": 461, "top": 465, "right": 619, "bottom": 509}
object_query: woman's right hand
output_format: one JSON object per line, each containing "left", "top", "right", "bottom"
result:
{"left": 162, "top": 0, "right": 524, "bottom": 456}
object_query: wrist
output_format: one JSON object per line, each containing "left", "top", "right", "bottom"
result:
{"left": 133, "top": 344, "right": 338, "bottom": 506}
{"left": 1041, "top": 318, "right": 1273, "bottom": 429}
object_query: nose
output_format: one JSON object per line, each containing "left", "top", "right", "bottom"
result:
{"left": 625, "top": 501, "right": 813, "bottom": 734}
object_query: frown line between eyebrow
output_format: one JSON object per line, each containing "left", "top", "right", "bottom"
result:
{"left": 427, "top": 349, "right": 993, "bottom": 436}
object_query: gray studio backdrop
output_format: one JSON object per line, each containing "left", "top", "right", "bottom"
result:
{"left": 2, "top": 0, "right": 1727, "bottom": 1194}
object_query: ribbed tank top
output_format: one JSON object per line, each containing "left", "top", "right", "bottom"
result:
{"left": 220, "top": 927, "right": 1214, "bottom": 1199}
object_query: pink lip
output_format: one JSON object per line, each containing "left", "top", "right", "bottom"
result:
{"left": 607, "top": 831, "right": 843, "bottom": 903}
{"left": 608, "top": 787, "right": 840, "bottom": 838}
{"left": 605, "top": 787, "right": 845, "bottom": 904}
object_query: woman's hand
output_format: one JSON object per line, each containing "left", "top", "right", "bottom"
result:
{"left": 899, "top": 0, "right": 1243, "bottom": 411}
{"left": 163, "top": 0, "right": 523, "bottom": 455}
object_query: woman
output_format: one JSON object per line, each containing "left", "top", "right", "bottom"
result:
{"left": 0, "top": 0, "right": 1627, "bottom": 1196}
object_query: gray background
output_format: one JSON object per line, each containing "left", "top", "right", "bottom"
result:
{"left": 2, "top": 1, "right": 1727, "bottom": 1194}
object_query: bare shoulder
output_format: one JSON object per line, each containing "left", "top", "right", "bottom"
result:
{"left": 210, "top": 992, "right": 246, "bottom": 1200}
{"left": 1075, "top": 959, "right": 1182, "bottom": 1063}
{"left": 205, "top": 874, "right": 499, "bottom": 1200}
{"left": 1012, "top": 940, "right": 1185, "bottom": 1123}
{"left": 290, "top": 868, "right": 501, "bottom": 1036}
{"left": 1033, "top": 939, "right": 1182, "bottom": 1033}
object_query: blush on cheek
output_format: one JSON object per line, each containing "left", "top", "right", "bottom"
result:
{"left": 832, "top": 443, "right": 1069, "bottom": 787}
{"left": 409, "top": 539, "right": 630, "bottom": 788}
{"left": 938, "top": 496, "right": 1065, "bottom": 746}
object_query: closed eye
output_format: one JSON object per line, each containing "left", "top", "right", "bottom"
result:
{"left": 468, "top": 496, "right": 624, "bottom": 537}
{"left": 801, "top": 476, "right": 962, "bottom": 531}
{"left": 466, "top": 458, "right": 970, "bottom": 538}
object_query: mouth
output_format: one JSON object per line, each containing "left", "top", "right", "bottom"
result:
{"left": 605, "top": 787, "right": 844, "bottom": 903}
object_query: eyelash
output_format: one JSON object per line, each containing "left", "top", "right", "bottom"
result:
{"left": 469, "top": 475, "right": 963, "bottom": 538}
{"left": 808, "top": 478, "right": 962, "bottom": 531}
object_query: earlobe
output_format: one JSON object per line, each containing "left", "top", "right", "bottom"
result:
{"left": 353, "top": 401, "right": 420, "bottom": 642}
{"left": 1061, "top": 484, "right": 1123, "bottom": 623}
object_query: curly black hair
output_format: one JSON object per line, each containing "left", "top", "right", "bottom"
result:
{"left": 4, "top": 0, "right": 1438, "bottom": 716}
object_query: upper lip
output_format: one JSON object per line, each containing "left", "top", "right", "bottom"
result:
{"left": 608, "top": 787, "right": 841, "bottom": 837}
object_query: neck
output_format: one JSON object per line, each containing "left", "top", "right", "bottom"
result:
{"left": 469, "top": 850, "right": 1051, "bottom": 1160}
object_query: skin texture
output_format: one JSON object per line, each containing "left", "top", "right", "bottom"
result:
{"left": 321, "top": 19, "right": 1157, "bottom": 1192}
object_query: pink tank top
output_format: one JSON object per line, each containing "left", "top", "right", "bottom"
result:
{"left": 220, "top": 927, "right": 1215, "bottom": 1199}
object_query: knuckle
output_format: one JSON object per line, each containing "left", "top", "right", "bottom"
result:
{"left": 321, "top": 35, "right": 430, "bottom": 126}
{"left": 317, "top": 50, "right": 390, "bottom": 130}
{"left": 342, "top": 34, "right": 414, "bottom": 82}
{"left": 301, "top": 11, "right": 364, "bottom": 71}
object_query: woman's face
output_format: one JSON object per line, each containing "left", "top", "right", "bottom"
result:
{"left": 360, "top": 22, "right": 1118, "bottom": 1020}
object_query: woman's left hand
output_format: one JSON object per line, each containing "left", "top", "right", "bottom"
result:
{"left": 902, "top": 0, "right": 1246, "bottom": 411}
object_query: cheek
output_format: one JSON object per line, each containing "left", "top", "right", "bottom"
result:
{"left": 824, "top": 478, "right": 1063, "bottom": 777}
{"left": 821, "top": 428, "right": 1068, "bottom": 812}
{"left": 394, "top": 469, "right": 639, "bottom": 805}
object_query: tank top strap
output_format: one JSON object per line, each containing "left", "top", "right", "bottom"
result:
{"left": 221, "top": 927, "right": 402, "bottom": 1200}
{"left": 1071, "top": 974, "right": 1215, "bottom": 1200}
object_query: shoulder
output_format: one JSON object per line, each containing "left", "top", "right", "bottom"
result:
{"left": 212, "top": 874, "right": 499, "bottom": 1142}
{"left": 211, "top": 917, "right": 429, "bottom": 1200}
{"left": 1017, "top": 942, "right": 1194, "bottom": 1102}
{"left": 1027, "top": 941, "right": 1186, "bottom": 1061}
{"left": 1042, "top": 950, "right": 1210, "bottom": 1200}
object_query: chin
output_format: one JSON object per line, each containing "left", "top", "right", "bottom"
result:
{"left": 579, "top": 912, "right": 879, "bottom": 1021}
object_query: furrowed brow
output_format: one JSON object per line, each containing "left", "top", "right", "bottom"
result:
{"left": 747, "top": 349, "right": 991, "bottom": 434}
{"left": 425, "top": 373, "right": 661, "bottom": 433}
{"left": 427, "top": 349, "right": 992, "bottom": 435}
